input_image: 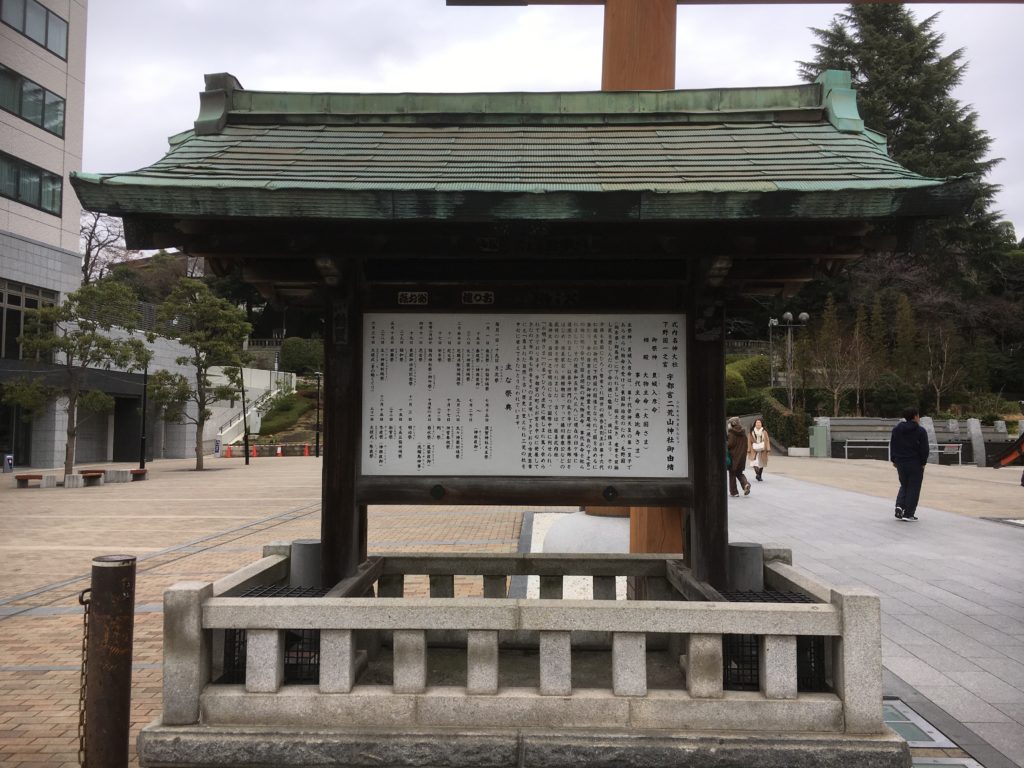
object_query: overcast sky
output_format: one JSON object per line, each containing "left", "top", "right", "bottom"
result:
{"left": 82, "top": 1, "right": 1023, "bottom": 235}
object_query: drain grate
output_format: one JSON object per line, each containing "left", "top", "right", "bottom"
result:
{"left": 883, "top": 699, "right": 957, "bottom": 748}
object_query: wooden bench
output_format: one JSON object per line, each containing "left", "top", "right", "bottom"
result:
{"left": 15, "top": 473, "right": 43, "bottom": 489}
{"left": 130, "top": 468, "right": 148, "bottom": 481}
{"left": 79, "top": 470, "right": 105, "bottom": 487}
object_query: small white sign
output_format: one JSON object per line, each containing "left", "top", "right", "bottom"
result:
{"left": 361, "top": 313, "right": 686, "bottom": 478}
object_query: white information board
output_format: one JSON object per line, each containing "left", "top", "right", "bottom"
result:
{"left": 361, "top": 313, "right": 686, "bottom": 478}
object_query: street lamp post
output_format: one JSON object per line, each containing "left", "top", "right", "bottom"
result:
{"left": 768, "top": 311, "right": 809, "bottom": 410}
{"left": 240, "top": 368, "right": 250, "bottom": 466}
{"left": 314, "top": 371, "right": 322, "bottom": 458}
{"left": 139, "top": 360, "right": 148, "bottom": 469}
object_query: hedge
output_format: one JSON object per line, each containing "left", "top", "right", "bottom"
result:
{"left": 761, "top": 393, "right": 808, "bottom": 447}
{"left": 725, "top": 368, "right": 748, "bottom": 398}
{"left": 728, "top": 355, "right": 771, "bottom": 389}
{"left": 726, "top": 395, "right": 763, "bottom": 416}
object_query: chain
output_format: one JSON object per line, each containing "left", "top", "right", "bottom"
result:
{"left": 77, "top": 588, "right": 90, "bottom": 767}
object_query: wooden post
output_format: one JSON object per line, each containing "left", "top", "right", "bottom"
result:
{"left": 321, "top": 260, "right": 365, "bottom": 587}
{"left": 602, "top": 0, "right": 677, "bottom": 90}
{"left": 687, "top": 292, "right": 728, "bottom": 588}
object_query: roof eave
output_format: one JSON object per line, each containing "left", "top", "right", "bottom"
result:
{"left": 71, "top": 174, "right": 975, "bottom": 245}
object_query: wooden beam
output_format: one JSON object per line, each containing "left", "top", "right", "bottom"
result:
{"left": 602, "top": 0, "right": 677, "bottom": 89}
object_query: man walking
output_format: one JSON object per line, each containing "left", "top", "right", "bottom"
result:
{"left": 889, "top": 407, "right": 930, "bottom": 521}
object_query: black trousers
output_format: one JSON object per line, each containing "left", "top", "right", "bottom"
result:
{"left": 894, "top": 461, "right": 925, "bottom": 516}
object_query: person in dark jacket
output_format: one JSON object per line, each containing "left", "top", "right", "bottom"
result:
{"left": 889, "top": 407, "right": 930, "bottom": 521}
{"left": 727, "top": 417, "right": 751, "bottom": 497}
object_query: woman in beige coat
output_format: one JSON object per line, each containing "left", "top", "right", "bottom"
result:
{"left": 747, "top": 417, "right": 771, "bottom": 481}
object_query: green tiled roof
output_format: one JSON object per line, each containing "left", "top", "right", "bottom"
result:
{"left": 71, "top": 71, "right": 970, "bottom": 223}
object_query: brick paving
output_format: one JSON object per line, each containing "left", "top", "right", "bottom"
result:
{"left": 0, "top": 457, "right": 528, "bottom": 767}
{"left": 2, "top": 453, "right": 1020, "bottom": 767}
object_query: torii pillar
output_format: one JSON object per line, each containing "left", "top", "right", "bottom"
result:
{"left": 449, "top": 0, "right": 705, "bottom": 579}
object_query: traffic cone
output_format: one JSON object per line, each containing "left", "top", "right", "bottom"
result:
{"left": 303, "top": 444, "right": 310, "bottom": 457}
{"left": 276, "top": 445, "right": 283, "bottom": 457}
{"left": 251, "top": 445, "right": 257, "bottom": 458}
{"left": 225, "top": 445, "right": 232, "bottom": 458}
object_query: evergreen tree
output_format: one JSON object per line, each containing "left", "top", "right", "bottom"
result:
{"left": 1, "top": 281, "right": 151, "bottom": 478}
{"left": 892, "top": 293, "right": 920, "bottom": 384}
{"left": 148, "top": 279, "right": 251, "bottom": 471}
{"left": 798, "top": 5, "right": 1020, "bottom": 388}
{"left": 868, "top": 295, "right": 888, "bottom": 371}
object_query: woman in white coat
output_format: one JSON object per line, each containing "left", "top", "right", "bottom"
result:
{"left": 747, "top": 418, "right": 771, "bottom": 481}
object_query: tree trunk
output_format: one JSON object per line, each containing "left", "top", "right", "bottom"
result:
{"left": 194, "top": 377, "right": 205, "bottom": 471}
{"left": 934, "top": 387, "right": 941, "bottom": 414}
{"left": 833, "top": 391, "right": 841, "bottom": 417}
{"left": 194, "top": 417, "right": 204, "bottom": 470}
{"left": 64, "top": 390, "right": 78, "bottom": 478}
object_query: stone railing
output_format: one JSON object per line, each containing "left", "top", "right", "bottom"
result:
{"left": 159, "top": 546, "right": 883, "bottom": 739}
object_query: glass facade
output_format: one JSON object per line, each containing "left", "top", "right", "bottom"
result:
{"left": 0, "top": 279, "right": 57, "bottom": 360}
{"left": 0, "top": 151, "right": 62, "bottom": 215}
{"left": 0, "top": 0, "right": 68, "bottom": 58}
{"left": 0, "top": 66, "right": 65, "bottom": 137}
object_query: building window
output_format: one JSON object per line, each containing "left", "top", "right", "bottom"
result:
{"left": 0, "top": 66, "right": 66, "bottom": 136}
{"left": 0, "top": 151, "right": 62, "bottom": 215}
{"left": 0, "top": 0, "right": 68, "bottom": 59}
{"left": 0, "top": 280, "right": 57, "bottom": 360}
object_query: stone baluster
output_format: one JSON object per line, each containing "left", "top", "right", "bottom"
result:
{"left": 593, "top": 575, "right": 616, "bottom": 600}
{"left": 162, "top": 581, "right": 213, "bottom": 725}
{"left": 320, "top": 629, "right": 357, "bottom": 693}
{"left": 467, "top": 630, "right": 499, "bottom": 694}
{"left": 245, "top": 629, "right": 284, "bottom": 693}
{"left": 483, "top": 575, "right": 507, "bottom": 598}
{"left": 612, "top": 632, "right": 646, "bottom": 696}
{"left": 759, "top": 635, "right": 798, "bottom": 699}
{"left": 539, "top": 631, "right": 571, "bottom": 695}
{"left": 539, "top": 575, "right": 563, "bottom": 599}
{"left": 393, "top": 629, "right": 427, "bottom": 693}
{"left": 684, "top": 633, "right": 723, "bottom": 698}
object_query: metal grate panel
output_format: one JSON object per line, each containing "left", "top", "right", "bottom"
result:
{"left": 216, "top": 585, "right": 328, "bottom": 685}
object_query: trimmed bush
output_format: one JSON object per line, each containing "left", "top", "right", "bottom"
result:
{"left": 279, "top": 337, "right": 323, "bottom": 374}
{"left": 728, "top": 355, "right": 771, "bottom": 389}
{"left": 725, "top": 367, "right": 748, "bottom": 398}
{"left": 760, "top": 393, "right": 808, "bottom": 448}
{"left": 727, "top": 395, "right": 763, "bottom": 417}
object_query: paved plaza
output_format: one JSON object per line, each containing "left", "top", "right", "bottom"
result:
{"left": 0, "top": 454, "right": 1021, "bottom": 767}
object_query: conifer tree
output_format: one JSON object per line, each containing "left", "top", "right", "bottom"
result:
{"left": 798, "top": 5, "right": 1020, "bottom": 385}
{"left": 892, "top": 293, "right": 920, "bottom": 384}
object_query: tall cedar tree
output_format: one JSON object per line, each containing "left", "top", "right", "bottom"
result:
{"left": 798, "top": 5, "right": 1021, "bottom": 391}
{"left": 149, "top": 280, "right": 251, "bottom": 471}
{"left": 2, "top": 281, "right": 151, "bottom": 477}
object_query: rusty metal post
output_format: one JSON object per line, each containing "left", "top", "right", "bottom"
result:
{"left": 83, "top": 555, "right": 136, "bottom": 768}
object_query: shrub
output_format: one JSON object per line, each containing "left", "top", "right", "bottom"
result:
{"left": 725, "top": 367, "right": 748, "bottom": 398}
{"left": 760, "top": 393, "right": 808, "bottom": 448}
{"left": 727, "top": 395, "right": 763, "bottom": 417}
{"left": 728, "top": 355, "right": 771, "bottom": 389}
{"left": 872, "top": 373, "right": 919, "bottom": 417}
{"left": 279, "top": 337, "right": 323, "bottom": 374}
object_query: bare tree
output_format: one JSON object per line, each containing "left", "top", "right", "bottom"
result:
{"left": 80, "top": 212, "right": 133, "bottom": 283}
{"left": 812, "top": 296, "right": 858, "bottom": 417}
{"left": 925, "top": 324, "right": 966, "bottom": 413}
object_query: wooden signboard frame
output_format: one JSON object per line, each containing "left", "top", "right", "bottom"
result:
{"left": 355, "top": 280, "right": 692, "bottom": 508}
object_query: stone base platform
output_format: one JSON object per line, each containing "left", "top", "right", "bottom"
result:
{"left": 138, "top": 724, "right": 910, "bottom": 768}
